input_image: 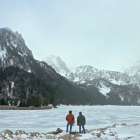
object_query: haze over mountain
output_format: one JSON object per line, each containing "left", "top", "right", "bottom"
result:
{"left": 43, "top": 55, "right": 140, "bottom": 85}
{"left": 43, "top": 55, "right": 140, "bottom": 105}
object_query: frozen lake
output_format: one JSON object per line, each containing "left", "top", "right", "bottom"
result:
{"left": 0, "top": 105, "right": 140, "bottom": 133}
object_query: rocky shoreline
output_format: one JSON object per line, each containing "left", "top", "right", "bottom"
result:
{"left": 0, "top": 106, "right": 52, "bottom": 110}
{"left": 0, "top": 123, "right": 140, "bottom": 140}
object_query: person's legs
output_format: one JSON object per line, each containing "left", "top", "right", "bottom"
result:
{"left": 69, "top": 125, "right": 72, "bottom": 134}
{"left": 66, "top": 123, "right": 69, "bottom": 132}
{"left": 82, "top": 125, "right": 86, "bottom": 133}
{"left": 79, "top": 125, "right": 81, "bottom": 133}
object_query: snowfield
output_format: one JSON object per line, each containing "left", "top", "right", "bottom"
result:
{"left": 0, "top": 105, "right": 140, "bottom": 139}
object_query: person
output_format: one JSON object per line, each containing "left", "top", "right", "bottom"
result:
{"left": 77, "top": 112, "right": 86, "bottom": 133}
{"left": 66, "top": 110, "right": 75, "bottom": 134}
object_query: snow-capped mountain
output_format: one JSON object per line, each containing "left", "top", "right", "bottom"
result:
{"left": 74, "top": 66, "right": 140, "bottom": 104}
{"left": 74, "top": 66, "right": 127, "bottom": 84}
{"left": 83, "top": 78, "right": 140, "bottom": 105}
{"left": 44, "top": 55, "right": 140, "bottom": 104}
{"left": 0, "top": 28, "right": 33, "bottom": 57}
{"left": 74, "top": 65, "right": 140, "bottom": 87}
{"left": 1, "top": 27, "right": 140, "bottom": 105}
{"left": 43, "top": 55, "right": 74, "bottom": 81}
{"left": 125, "top": 59, "right": 140, "bottom": 76}
{"left": 0, "top": 27, "right": 75, "bottom": 79}
{"left": 0, "top": 27, "right": 107, "bottom": 105}
{"left": 0, "top": 27, "right": 33, "bottom": 71}
{"left": 44, "top": 56, "right": 140, "bottom": 87}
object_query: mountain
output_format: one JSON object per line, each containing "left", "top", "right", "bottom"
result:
{"left": 44, "top": 55, "right": 140, "bottom": 105}
{"left": 43, "top": 56, "right": 140, "bottom": 86}
{"left": 43, "top": 55, "right": 74, "bottom": 81}
{"left": 1, "top": 27, "right": 140, "bottom": 105}
{"left": 125, "top": 60, "right": 140, "bottom": 76}
{"left": 43, "top": 57, "right": 139, "bottom": 86}
{"left": 0, "top": 27, "right": 107, "bottom": 105}
{"left": 0, "top": 27, "right": 33, "bottom": 71}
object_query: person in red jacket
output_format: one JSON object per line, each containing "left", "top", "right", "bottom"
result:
{"left": 66, "top": 110, "right": 75, "bottom": 134}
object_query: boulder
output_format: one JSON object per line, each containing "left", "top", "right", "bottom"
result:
{"left": 0, "top": 129, "right": 13, "bottom": 138}
{"left": 15, "top": 130, "right": 27, "bottom": 135}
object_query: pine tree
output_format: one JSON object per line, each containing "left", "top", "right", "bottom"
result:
{"left": 0, "top": 98, "right": 8, "bottom": 105}
{"left": 9, "top": 82, "right": 11, "bottom": 92}
{"left": 52, "top": 96, "right": 57, "bottom": 107}
{"left": 23, "top": 101, "right": 26, "bottom": 107}
{"left": 44, "top": 97, "right": 48, "bottom": 106}
{"left": 27, "top": 98, "right": 32, "bottom": 107}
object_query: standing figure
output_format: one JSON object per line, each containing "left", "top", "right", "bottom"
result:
{"left": 77, "top": 112, "right": 86, "bottom": 133}
{"left": 66, "top": 110, "right": 75, "bottom": 134}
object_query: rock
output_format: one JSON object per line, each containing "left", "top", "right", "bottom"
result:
{"left": 71, "top": 131, "right": 79, "bottom": 135}
{"left": 0, "top": 129, "right": 13, "bottom": 138}
{"left": 30, "top": 132, "right": 41, "bottom": 137}
{"left": 112, "top": 124, "right": 117, "bottom": 127}
{"left": 99, "top": 128, "right": 106, "bottom": 134}
{"left": 121, "top": 123, "right": 127, "bottom": 126}
{"left": 27, "top": 137, "right": 33, "bottom": 139}
{"left": 47, "top": 131, "right": 56, "bottom": 134}
{"left": 110, "top": 134, "right": 115, "bottom": 136}
{"left": 1, "top": 135, "right": 7, "bottom": 139}
{"left": 86, "top": 129, "right": 96, "bottom": 133}
{"left": 97, "top": 133, "right": 101, "bottom": 137}
{"left": 74, "top": 133, "right": 82, "bottom": 138}
{"left": 56, "top": 128, "right": 63, "bottom": 133}
{"left": 15, "top": 130, "right": 27, "bottom": 135}
{"left": 133, "top": 124, "right": 138, "bottom": 126}
{"left": 126, "top": 136, "right": 132, "bottom": 139}
{"left": 46, "top": 135, "right": 55, "bottom": 139}
{"left": 58, "top": 134, "right": 75, "bottom": 140}
{"left": 47, "top": 128, "right": 63, "bottom": 134}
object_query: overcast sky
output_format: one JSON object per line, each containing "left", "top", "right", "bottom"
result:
{"left": 1, "top": 0, "right": 140, "bottom": 71}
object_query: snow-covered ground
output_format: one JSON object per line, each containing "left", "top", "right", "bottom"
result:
{"left": 0, "top": 105, "right": 140, "bottom": 139}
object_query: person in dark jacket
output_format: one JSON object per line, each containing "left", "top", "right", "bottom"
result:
{"left": 66, "top": 110, "right": 75, "bottom": 134}
{"left": 77, "top": 112, "right": 86, "bottom": 133}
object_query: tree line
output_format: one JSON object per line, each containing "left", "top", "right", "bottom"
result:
{"left": 19, "top": 94, "right": 57, "bottom": 107}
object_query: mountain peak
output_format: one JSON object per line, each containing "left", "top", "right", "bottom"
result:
{"left": 0, "top": 27, "right": 33, "bottom": 57}
{"left": 125, "top": 59, "right": 140, "bottom": 76}
{"left": 3, "top": 27, "right": 12, "bottom": 32}
{"left": 43, "top": 55, "right": 62, "bottom": 62}
{"left": 0, "top": 27, "right": 25, "bottom": 44}
{"left": 43, "top": 55, "right": 140, "bottom": 87}
{"left": 0, "top": 27, "right": 33, "bottom": 70}
{"left": 43, "top": 55, "right": 73, "bottom": 78}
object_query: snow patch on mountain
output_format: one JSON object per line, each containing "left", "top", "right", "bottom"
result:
{"left": 0, "top": 28, "right": 33, "bottom": 57}
{"left": 28, "top": 69, "right": 32, "bottom": 73}
{"left": 11, "top": 41, "right": 17, "bottom": 48}
{"left": 11, "top": 82, "right": 14, "bottom": 88}
{"left": 109, "top": 79, "right": 124, "bottom": 85}
{"left": 0, "top": 48, "right": 7, "bottom": 61}
{"left": 43, "top": 55, "right": 73, "bottom": 79}
{"left": 74, "top": 77, "right": 80, "bottom": 82}
{"left": 119, "top": 95, "right": 124, "bottom": 102}
{"left": 99, "top": 85, "right": 111, "bottom": 96}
